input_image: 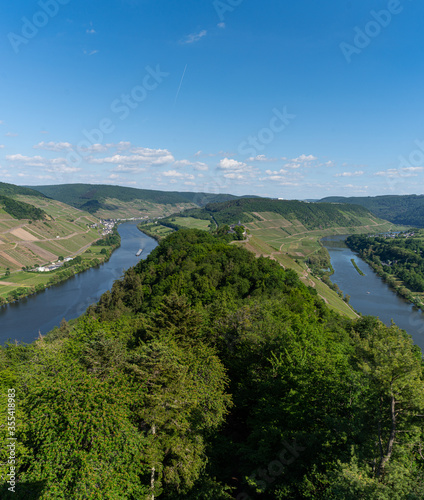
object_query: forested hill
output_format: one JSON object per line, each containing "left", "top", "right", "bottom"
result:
{"left": 0, "top": 195, "right": 46, "bottom": 220}
{"left": 318, "top": 194, "right": 424, "bottom": 226}
{"left": 0, "top": 182, "right": 47, "bottom": 219}
{"left": 29, "top": 183, "right": 255, "bottom": 214}
{"left": 2, "top": 229, "right": 424, "bottom": 498}
{"left": 0, "top": 182, "right": 47, "bottom": 199}
{"left": 192, "top": 197, "right": 384, "bottom": 229}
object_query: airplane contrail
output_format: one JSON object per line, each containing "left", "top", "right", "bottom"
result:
{"left": 174, "top": 64, "right": 188, "bottom": 106}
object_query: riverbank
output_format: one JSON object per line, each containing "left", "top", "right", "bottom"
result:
{"left": 0, "top": 229, "right": 121, "bottom": 306}
{"left": 345, "top": 233, "right": 424, "bottom": 310}
{"left": 322, "top": 234, "right": 424, "bottom": 351}
{"left": 349, "top": 254, "right": 423, "bottom": 310}
{"left": 0, "top": 222, "right": 157, "bottom": 343}
{"left": 136, "top": 222, "right": 170, "bottom": 241}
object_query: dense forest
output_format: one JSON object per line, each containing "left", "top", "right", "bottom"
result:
{"left": 346, "top": 232, "right": 424, "bottom": 300}
{"left": 0, "top": 196, "right": 46, "bottom": 220}
{"left": 1, "top": 229, "right": 424, "bottom": 499}
{"left": 0, "top": 182, "right": 47, "bottom": 199}
{"left": 319, "top": 195, "right": 424, "bottom": 227}
{"left": 200, "top": 198, "right": 380, "bottom": 229}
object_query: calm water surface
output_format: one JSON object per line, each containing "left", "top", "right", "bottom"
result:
{"left": 0, "top": 222, "right": 157, "bottom": 344}
{"left": 322, "top": 235, "right": 424, "bottom": 352}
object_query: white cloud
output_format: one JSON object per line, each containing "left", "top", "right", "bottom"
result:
{"left": 223, "top": 173, "right": 244, "bottom": 180}
{"left": 0, "top": 169, "right": 11, "bottom": 178}
{"left": 112, "top": 165, "right": 147, "bottom": 174}
{"left": 342, "top": 184, "right": 369, "bottom": 192}
{"left": 114, "top": 141, "right": 132, "bottom": 151}
{"left": 402, "top": 166, "right": 423, "bottom": 173}
{"left": 6, "top": 154, "right": 80, "bottom": 173}
{"left": 217, "top": 157, "right": 258, "bottom": 181}
{"left": 162, "top": 170, "right": 195, "bottom": 180}
{"left": 284, "top": 162, "right": 302, "bottom": 169}
{"left": 217, "top": 22, "right": 226, "bottom": 29}
{"left": 248, "top": 154, "right": 276, "bottom": 162}
{"left": 182, "top": 30, "right": 207, "bottom": 44}
{"left": 78, "top": 143, "right": 109, "bottom": 153}
{"left": 292, "top": 154, "right": 317, "bottom": 163}
{"left": 83, "top": 49, "right": 99, "bottom": 56}
{"left": 89, "top": 148, "right": 174, "bottom": 167}
{"left": 34, "top": 141, "right": 73, "bottom": 152}
{"left": 174, "top": 159, "right": 208, "bottom": 171}
{"left": 265, "top": 169, "right": 287, "bottom": 175}
{"left": 284, "top": 154, "right": 318, "bottom": 169}
{"left": 260, "top": 168, "right": 304, "bottom": 184}
{"left": 218, "top": 158, "right": 246, "bottom": 170}
{"left": 375, "top": 167, "right": 421, "bottom": 178}
{"left": 86, "top": 29, "right": 96, "bottom": 34}
{"left": 335, "top": 170, "right": 364, "bottom": 177}
{"left": 0, "top": 145, "right": 4, "bottom": 149}
{"left": 5, "top": 132, "right": 18, "bottom": 137}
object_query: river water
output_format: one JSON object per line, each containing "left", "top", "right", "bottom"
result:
{"left": 0, "top": 222, "right": 157, "bottom": 344}
{"left": 322, "top": 235, "right": 424, "bottom": 352}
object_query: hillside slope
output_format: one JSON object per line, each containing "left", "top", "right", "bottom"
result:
{"left": 0, "top": 187, "right": 113, "bottom": 303}
{"left": 319, "top": 194, "right": 424, "bottom": 226}
{"left": 0, "top": 181, "right": 47, "bottom": 199}
{"left": 203, "top": 198, "right": 382, "bottom": 228}
{"left": 29, "top": 183, "right": 256, "bottom": 218}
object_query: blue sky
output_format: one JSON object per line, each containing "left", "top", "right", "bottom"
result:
{"left": 1, "top": 0, "right": 424, "bottom": 199}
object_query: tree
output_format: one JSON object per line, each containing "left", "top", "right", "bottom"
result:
{"left": 352, "top": 320, "right": 424, "bottom": 480}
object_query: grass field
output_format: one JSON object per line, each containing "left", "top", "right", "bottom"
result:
{"left": 138, "top": 217, "right": 211, "bottom": 240}
{"left": 138, "top": 223, "right": 174, "bottom": 240}
{"left": 171, "top": 217, "right": 211, "bottom": 230}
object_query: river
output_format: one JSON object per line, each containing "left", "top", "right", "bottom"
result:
{"left": 322, "top": 235, "right": 424, "bottom": 352}
{"left": 0, "top": 222, "right": 157, "bottom": 344}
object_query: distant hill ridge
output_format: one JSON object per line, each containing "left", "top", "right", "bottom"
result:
{"left": 0, "top": 183, "right": 48, "bottom": 220}
{"left": 200, "top": 197, "right": 380, "bottom": 229}
{"left": 319, "top": 194, "right": 424, "bottom": 227}
{"left": 29, "top": 184, "right": 259, "bottom": 214}
{"left": 0, "top": 182, "right": 47, "bottom": 199}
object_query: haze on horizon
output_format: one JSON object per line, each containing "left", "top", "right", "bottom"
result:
{"left": 1, "top": 0, "right": 424, "bottom": 200}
